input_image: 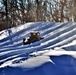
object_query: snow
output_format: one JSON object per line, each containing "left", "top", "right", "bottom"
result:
{"left": 0, "top": 22, "right": 76, "bottom": 75}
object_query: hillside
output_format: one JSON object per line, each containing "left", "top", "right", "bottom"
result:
{"left": 0, "top": 22, "right": 76, "bottom": 75}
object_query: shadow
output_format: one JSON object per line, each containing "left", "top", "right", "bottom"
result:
{"left": 0, "top": 55, "right": 76, "bottom": 75}
{"left": 7, "top": 29, "right": 13, "bottom": 44}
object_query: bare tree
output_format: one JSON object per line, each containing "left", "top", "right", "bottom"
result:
{"left": 0, "top": 0, "right": 76, "bottom": 31}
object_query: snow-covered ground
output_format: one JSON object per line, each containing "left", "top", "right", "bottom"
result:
{"left": 0, "top": 22, "right": 76, "bottom": 75}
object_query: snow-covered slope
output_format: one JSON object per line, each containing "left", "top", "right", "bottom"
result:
{"left": 0, "top": 22, "right": 76, "bottom": 75}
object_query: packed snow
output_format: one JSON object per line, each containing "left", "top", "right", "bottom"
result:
{"left": 0, "top": 22, "right": 76, "bottom": 75}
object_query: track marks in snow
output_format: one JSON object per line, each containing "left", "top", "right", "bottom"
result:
{"left": 0, "top": 22, "right": 76, "bottom": 67}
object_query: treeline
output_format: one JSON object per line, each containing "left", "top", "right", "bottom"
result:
{"left": 0, "top": 0, "right": 76, "bottom": 31}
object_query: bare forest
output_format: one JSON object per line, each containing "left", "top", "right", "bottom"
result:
{"left": 0, "top": 0, "right": 76, "bottom": 31}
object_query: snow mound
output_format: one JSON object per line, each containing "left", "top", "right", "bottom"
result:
{"left": 0, "top": 22, "right": 76, "bottom": 75}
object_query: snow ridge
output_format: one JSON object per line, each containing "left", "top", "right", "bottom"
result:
{"left": 0, "top": 22, "right": 76, "bottom": 70}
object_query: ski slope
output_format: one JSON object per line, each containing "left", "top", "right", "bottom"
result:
{"left": 0, "top": 22, "right": 76, "bottom": 75}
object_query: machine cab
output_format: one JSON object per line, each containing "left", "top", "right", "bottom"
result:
{"left": 23, "top": 31, "right": 43, "bottom": 45}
